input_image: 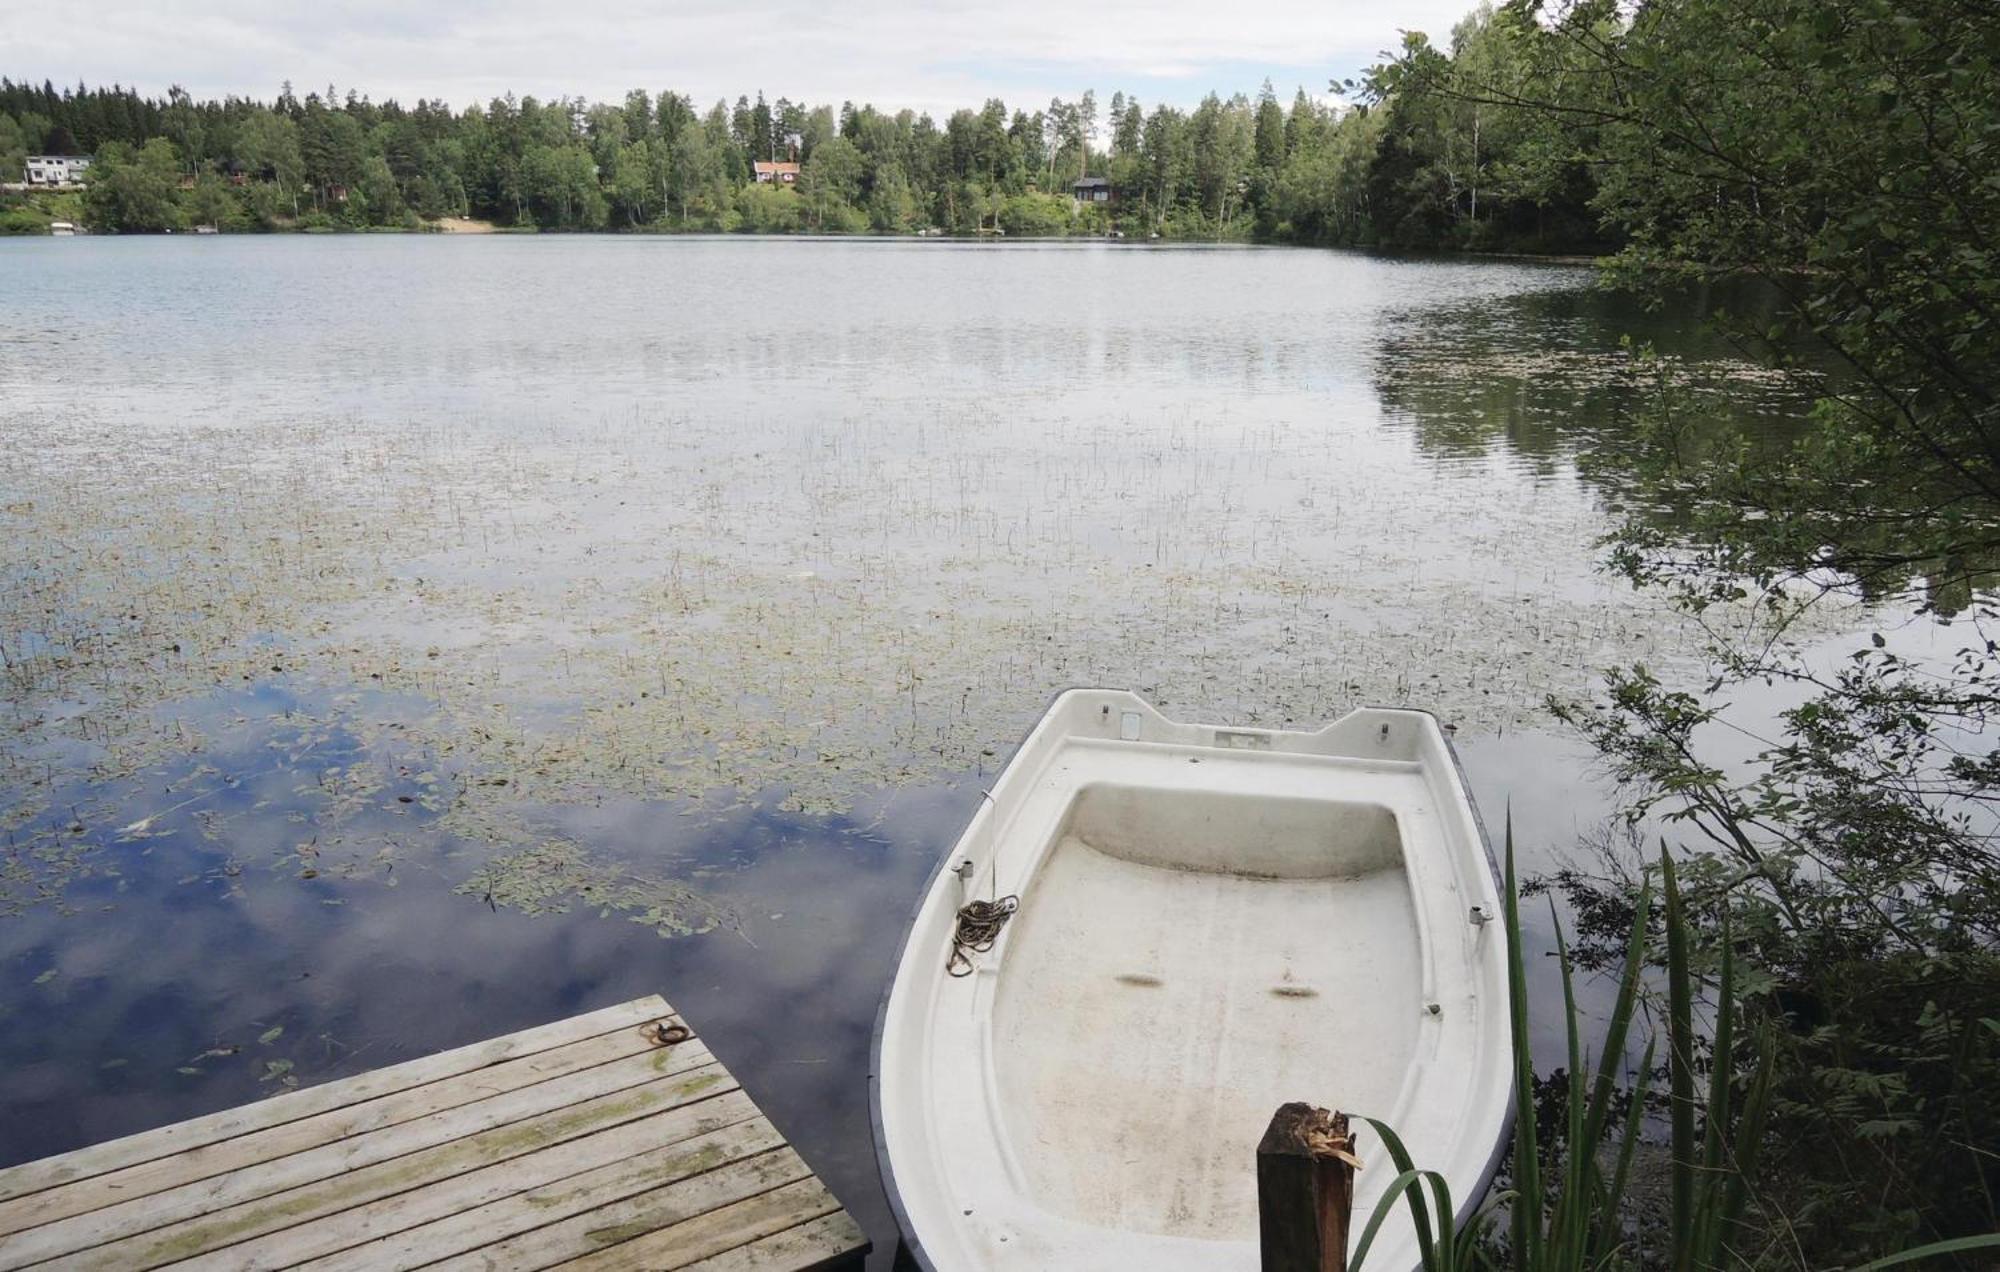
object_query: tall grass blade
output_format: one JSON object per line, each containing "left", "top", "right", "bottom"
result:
{"left": 1577, "top": 877, "right": 1654, "bottom": 1181}
{"left": 1502, "top": 814, "right": 1544, "bottom": 1270}
{"left": 1348, "top": 1168, "right": 1446, "bottom": 1272}
{"left": 1593, "top": 1034, "right": 1656, "bottom": 1260}
{"left": 1717, "top": 1024, "right": 1776, "bottom": 1242}
{"left": 1552, "top": 907, "right": 1588, "bottom": 1259}
{"left": 1846, "top": 1234, "right": 2000, "bottom": 1270}
{"left": 1663, "top": 849, "right": 1697, "bottom": 1272}
{"left": 1692, "top": 910, "right": 1737, "bottom": 1263}
{"left": 1362, "top": 1115, "right": 1442, "bottom": 1269}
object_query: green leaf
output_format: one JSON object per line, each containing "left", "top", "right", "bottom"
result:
{"left": 1854, "top": 1118, "right": 1916, "bottom": 1139}
{"left": 1349, "top": 1168, "right": 1446, "bottom": 1272}
{"left": 1358, "top": 1117, "right": 1441, "bottom": 1270}
{"left": 1847, "top": 1234, "right": 2000, "bottom": 1271}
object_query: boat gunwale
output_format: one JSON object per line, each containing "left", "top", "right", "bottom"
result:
{"left": 1062, "top": 733, "right": 1428, "bottom": 775}
{"left": 1438, "top": 716, "right": 1516, "bottom": 1245}
{"left": 868, "top": 689, "right": 1512, "bottom": 1272}
{"left": 869, "top": 687, "right": 1071, "bottom": 1272}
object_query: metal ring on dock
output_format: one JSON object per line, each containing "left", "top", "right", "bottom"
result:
{"left": 647, "top": 1021, "right": 692, "bottom": 1046}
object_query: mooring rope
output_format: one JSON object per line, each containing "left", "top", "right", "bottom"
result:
{"left": 946, "top": 895, "right": 1019, "bottom": 977}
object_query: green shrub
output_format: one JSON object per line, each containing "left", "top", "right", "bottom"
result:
{"left": 733, "top": 182, "right": 802, "bottom": 233}
{"left": 0, "top": 205, "right": 46, "bottom": 234}
{"left": 1350, "top": 826, "right": 2000, "bottom": 1271}
{"left": 997, "top": 192, "right": 1072, "bottom": 237}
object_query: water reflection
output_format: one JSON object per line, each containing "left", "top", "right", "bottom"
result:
{"left": 0, "top": 238, "right": 1843, "bottom": 1265}
{"left": 1375, "top": 280, "right": 1820, "bottom": 472}
{"left": 0, "top": 710, "right": 1612, "bottom": 1269}
{"left": 0, "top": 707, "right": 958, "bottom": 1262}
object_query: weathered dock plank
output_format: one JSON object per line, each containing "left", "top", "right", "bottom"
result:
{"left": 290, "top": 1103, "right": 775, "bottom": 1272}
{"left": 558, "top": 1177, "right": 849, "bottom": 1272}
{"left": 0, "top": 995, "right": 868, "bottom": 1271}
{"left": 682, "top": 1211, "right": 871, "bottom": 1272}
{"left": 0, "top": 998, "right": 666, "bottom": 1206}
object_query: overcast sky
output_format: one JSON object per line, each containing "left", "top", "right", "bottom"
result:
{"left": 4, "top": 0, "right": 1474, "bottom": 118}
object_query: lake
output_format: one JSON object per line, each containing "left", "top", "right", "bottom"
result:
{"left": 0, "top": 235, "right": 1834, "bottom": 1262}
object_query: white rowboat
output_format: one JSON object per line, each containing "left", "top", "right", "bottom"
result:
{"left": 871, "top": 690, "right": 1512, "bottom": 1270}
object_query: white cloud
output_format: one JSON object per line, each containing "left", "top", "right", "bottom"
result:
{"left": 1, "top": 0, "right": 1472, "bottom": 117}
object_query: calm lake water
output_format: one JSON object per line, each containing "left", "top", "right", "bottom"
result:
{"left": 0, "top": 236, "right": 1833, "bottom": 1261}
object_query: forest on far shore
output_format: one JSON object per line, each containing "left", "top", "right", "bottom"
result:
{"left": 0, "top": 3, "right": 1609, "bottom": 252}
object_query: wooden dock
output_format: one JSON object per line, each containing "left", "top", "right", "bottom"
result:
{"left": 0, "top": 995, "right": 868, "bottom": 1270}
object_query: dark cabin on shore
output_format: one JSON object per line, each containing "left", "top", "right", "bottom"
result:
{"left": 1071, "top": 176, "right": 1112, "bottom": 204}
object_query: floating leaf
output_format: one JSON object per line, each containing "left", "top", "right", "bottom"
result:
{"left": 258, "top": 1026, "right": 285, "bottom": 1046}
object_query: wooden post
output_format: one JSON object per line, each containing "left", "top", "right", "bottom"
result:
{"left": 1257, "top": 1102, "right": 1359, "bottom": 1272}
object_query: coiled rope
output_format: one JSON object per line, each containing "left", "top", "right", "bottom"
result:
{"left": 946, "top": 895, "right": 1019, "bottom": 977}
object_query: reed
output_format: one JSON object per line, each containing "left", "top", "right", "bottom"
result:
{"left": 1349, "top": 820, "right": 2000, "bottom": 1271}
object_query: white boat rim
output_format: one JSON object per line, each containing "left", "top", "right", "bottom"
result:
{"left": 870, "top": 688, "right": 1513, "bottom": 1271}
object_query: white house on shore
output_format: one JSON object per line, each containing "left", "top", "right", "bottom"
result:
{"left": 24, "top": 155, "right": 92, "bottom": 186}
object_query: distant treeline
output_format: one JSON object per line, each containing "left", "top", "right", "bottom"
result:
{"left": 0, "top": 3, "right": 1611, "bottom": 251}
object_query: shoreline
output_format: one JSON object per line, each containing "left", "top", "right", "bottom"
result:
{"left": 7, "top": 219, "right": 1611, "bottom": 264}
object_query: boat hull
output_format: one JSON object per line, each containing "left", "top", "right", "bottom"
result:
{"left": 872, "top": 690, "right": 1511, "bottom": 1271}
